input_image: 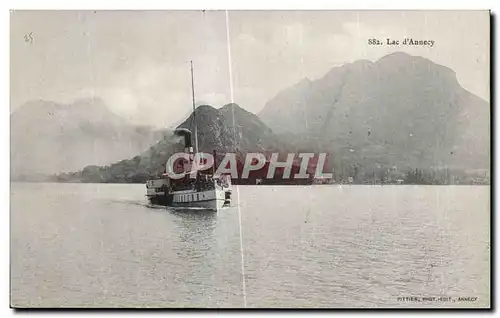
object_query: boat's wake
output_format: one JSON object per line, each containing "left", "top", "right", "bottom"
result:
{"left": 144, "top": 203, "right": 168, "bottom": 210}
{"left": 110, "top": 198, "right": 234, "bottom": 212}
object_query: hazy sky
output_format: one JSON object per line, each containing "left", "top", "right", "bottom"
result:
{"left": 11, "top": 10, "right": 489, "bottom": 127}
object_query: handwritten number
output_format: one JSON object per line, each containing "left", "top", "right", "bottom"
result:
{"left": 24, "top": 32, "right": 33, "bottom": 44}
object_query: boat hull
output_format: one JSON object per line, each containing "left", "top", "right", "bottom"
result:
{"left": 147, "top": 187, "right": 230, "bottom": 211}
{"left": 170, "top": 198, "right": 226, "bottom": 211}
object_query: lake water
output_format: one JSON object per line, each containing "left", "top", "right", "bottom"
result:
{"left": 10, "top": 182, "right": 490, "bottom": 308}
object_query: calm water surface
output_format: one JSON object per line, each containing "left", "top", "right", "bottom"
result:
{"left": 10, "top": 183, "right": 490, "bottom": 308}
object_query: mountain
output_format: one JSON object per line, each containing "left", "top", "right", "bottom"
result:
{"left": 52, "top": 53, "right": 490, "bottom": 185}
{"left": 178, "top": 103, "right": 286, "bottom": 154}
{"left": 62, "top": 103, "right": 289, "bottom": 183}
{"left": 259, "top": 52, "right": 490, "bottom": 175}
{"left": 11, "top": 98, "right": 168, "bottom": 177}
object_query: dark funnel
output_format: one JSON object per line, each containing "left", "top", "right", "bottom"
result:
{"left": 174, "top": 128, "right": 193, "bottom": 148}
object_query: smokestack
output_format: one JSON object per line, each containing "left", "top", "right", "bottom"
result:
{"left": 174, "top": 128, "right": 193, "bottom": 153}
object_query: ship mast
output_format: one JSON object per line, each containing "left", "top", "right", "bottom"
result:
{"left": 190, "top": 61, "right": 199, "bottom": 154}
